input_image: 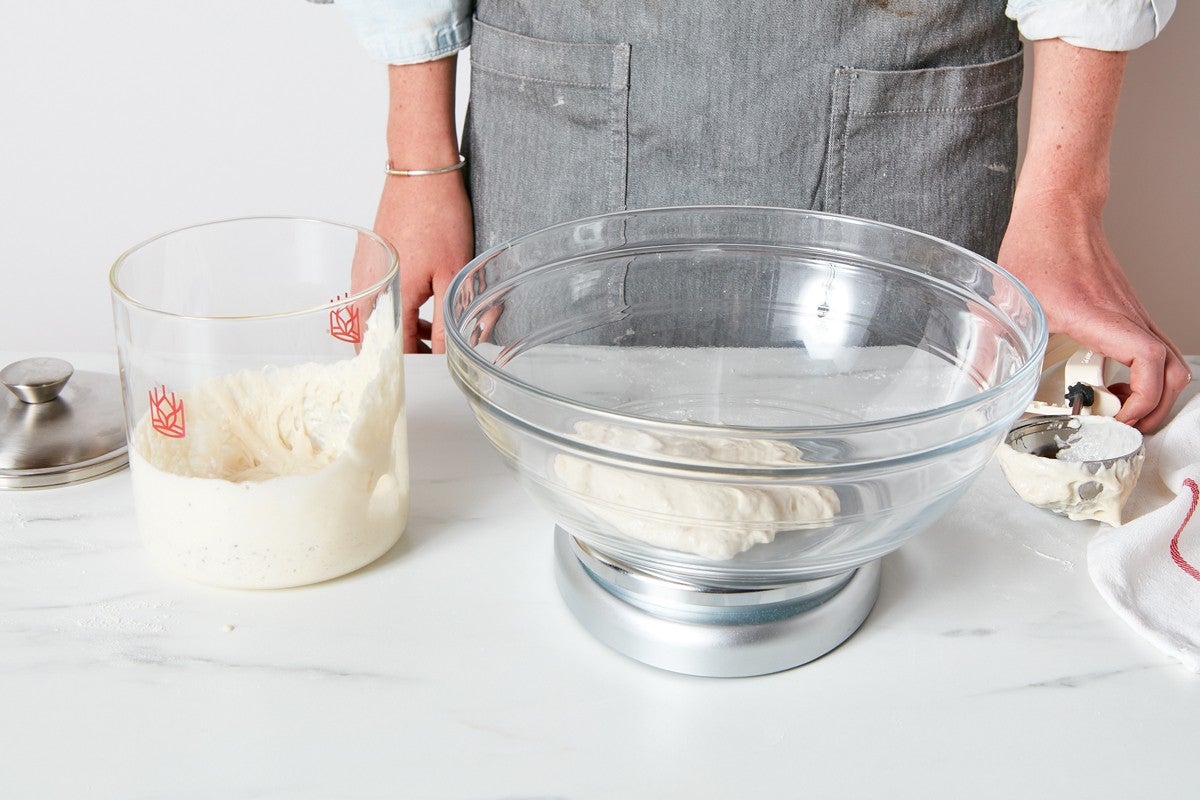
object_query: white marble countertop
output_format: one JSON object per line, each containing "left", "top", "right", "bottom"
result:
{"left": 2, "top": 354, "right": 1195, "bottom": 799}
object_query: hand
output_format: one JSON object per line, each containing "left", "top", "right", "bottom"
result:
{"left": 1008, "top": 40, "right": 1193, "bottom": 432}
{"left": 451, "top": 264, "right": 504, "bottom": 348}
{"left": 998, "top": 188, "right": 1191, "bottom": 432}
{"left": 372, "top": 55, "right": 473, "bottom": 354}
{"left": 374, "top": 172, "right": 474, "bottom": 353}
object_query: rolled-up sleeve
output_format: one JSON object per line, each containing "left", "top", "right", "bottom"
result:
{"left": 336, "top": 0, "right": 473, "bottom": 64}
{"left": 1006, "top": 0, "right": 1175, "bottom": 50}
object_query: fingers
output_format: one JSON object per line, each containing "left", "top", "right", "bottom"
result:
{"left": 1088, "top": 321, "right": 1189, "bottom": 433}
{"left": 401, "top": 306, "right": 421, "bottom": 354}
{"left": 401, "top": 282, "right": 432, "bottom": 355}
{"left": 1149, "top": 318, "right": 1190, "bottom": 376}
{"left": 478, "top": 305, "right": 502, "bottom": 346}
{"left": 1116, "top": 341, "right": 1168, "bottom": 430}
{"left": 412, "top": 317, "right": 434, "bottom": 354}
{"left": 1135, "top": 353, "right": 1192, "bottom": 433}
{"left": 430, "top": 271, "right": 452, "bottom": 355}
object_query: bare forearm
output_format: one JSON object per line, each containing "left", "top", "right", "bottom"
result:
{"left": 375, "top": 55, "right": 473, "bottom": 354}
{"left": 998, "top": 39, "right": 1189, "bottom": 431}
{"left": 1018, "top": 39, "right": 1127, "bottom": 208}
{"left": 386, "top": 55, "right": 461, "bottom": 169}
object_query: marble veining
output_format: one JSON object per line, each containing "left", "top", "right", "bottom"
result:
{"left": 940, "top": 627, "right": 997, "bottom": 637}
{"left": 998, "top": 662, "right": 1170, "bottom": 692}
{"left": 114, "top": 647, "right": 412, "bottom": 682}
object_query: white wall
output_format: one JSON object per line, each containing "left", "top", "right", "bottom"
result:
{"left": 1103, "top": 8, "right": 1200, "bottom": 354}
{"left": 2, "top": 2, "right": 1196, "bottom": 356}
{"left": 1, "top": 1, "right": 386, "bottom": 354}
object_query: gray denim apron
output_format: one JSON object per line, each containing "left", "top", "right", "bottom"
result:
{"left": 464, "top": 0, "right": 1021, "bottom": 258}
{"left": 462, "top": 1, "right": 1023, "bottom": 346}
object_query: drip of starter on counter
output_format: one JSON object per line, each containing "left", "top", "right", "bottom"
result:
{"left": 996, "top": 415, "right": 1143, "bottom": 526}
{"left": 129, "top": 298, "right": 408, "bottom": 589}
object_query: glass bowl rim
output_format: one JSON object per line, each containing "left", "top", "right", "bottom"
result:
{"left": 445, "top": 205, "right": 1049, "bottom": 438}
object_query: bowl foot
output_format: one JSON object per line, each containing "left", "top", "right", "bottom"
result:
{"left": 553, "top": 528, "right": 881, "bottom": 678}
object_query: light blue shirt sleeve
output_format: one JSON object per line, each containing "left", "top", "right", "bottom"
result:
{"left": 1006, "top": 0, "right": 1175, "bottom": 51}
{"left": 336, "top": 0, "right": 474, "bottom": 65}
{"left": 336, "top": 1, "right": 1171, "bottom": 62}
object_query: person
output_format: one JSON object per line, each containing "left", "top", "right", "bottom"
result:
{"left": 337, "top": 0, "right": 1190, "bottom": 433}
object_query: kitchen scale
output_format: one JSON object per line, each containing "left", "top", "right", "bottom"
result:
{"left": 553, "top": 528, "right": 881, "bottom": 677}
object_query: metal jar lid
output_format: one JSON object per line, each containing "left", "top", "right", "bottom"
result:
{"left": 0, "top": 357, "right": 129, "bottom": 489}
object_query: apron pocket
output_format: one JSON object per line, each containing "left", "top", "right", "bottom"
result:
{"left": 466, "top": 19, "right": 632, "bottom": 251}
{"left": 824, "top": 48, "right": 1023, "bottom": 259}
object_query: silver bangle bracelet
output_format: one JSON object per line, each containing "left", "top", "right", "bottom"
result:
{"left": 384, "top": 154, "right": 466, "bottom": 177}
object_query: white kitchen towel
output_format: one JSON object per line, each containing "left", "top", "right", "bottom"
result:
{"left": 1088, "top": 367, "right": 1200, "bottom": 672}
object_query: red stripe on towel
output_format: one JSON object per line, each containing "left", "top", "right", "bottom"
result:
{"left": 1169, "top": 478, "right": 1200, "bottom": 581}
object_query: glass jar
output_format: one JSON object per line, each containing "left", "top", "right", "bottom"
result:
{"left": 110, "top": 217, "right": 407, "bottom": 588}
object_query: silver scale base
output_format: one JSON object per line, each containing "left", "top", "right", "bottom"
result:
{"left": 553, "top": 528, "right": 881, "bottom": 678}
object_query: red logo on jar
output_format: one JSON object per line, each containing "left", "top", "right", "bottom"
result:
{"left": 329, "top": 293, "right": 362, "bottom": 344}
{"left": 148, "top": 386, "right": 186, "bottom": 438}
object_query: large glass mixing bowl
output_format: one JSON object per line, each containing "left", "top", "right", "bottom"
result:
{"left": 446, "top": 207, "right": 1046, "bottom": 594}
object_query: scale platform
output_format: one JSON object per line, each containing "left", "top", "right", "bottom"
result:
{"left": 553, "top": 528, "right": 882, "bottom": 678}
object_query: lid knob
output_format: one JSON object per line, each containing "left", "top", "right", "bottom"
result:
{"left": 1, "top": 358, "right": 75, "bottom": 404}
